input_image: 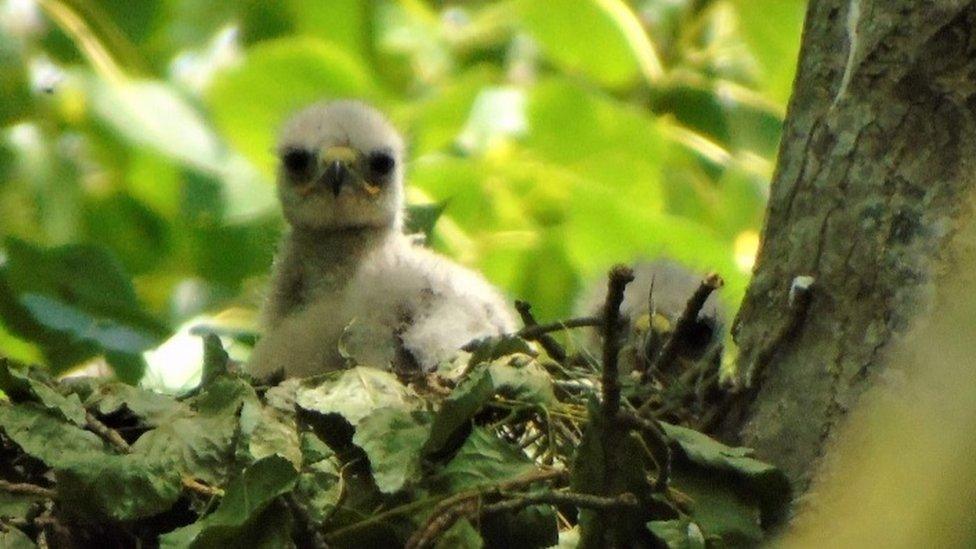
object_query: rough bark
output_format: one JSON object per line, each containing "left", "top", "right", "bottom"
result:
{"left": 730, "top": 0, "right": 976, "bottom": 492}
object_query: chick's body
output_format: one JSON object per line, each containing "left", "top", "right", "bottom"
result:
{"left": 247, "top": 101, "right": 514, "bottom": 379}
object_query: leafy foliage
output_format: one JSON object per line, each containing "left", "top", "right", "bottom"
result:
{"left": 0, "top": 0, "right": 804, "bottom": 375}
{"left": 0, "top": 1, "right": 805, "bottom": 546}
{"left": 0, "top": 326, "right": 789, "bottom": 547}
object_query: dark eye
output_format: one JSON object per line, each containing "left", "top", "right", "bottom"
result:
{"left": 282, "top": 148, "right": 314, "bottom": 175}
{"left": 368, "top": 151, "right": 395, "bottom": 176}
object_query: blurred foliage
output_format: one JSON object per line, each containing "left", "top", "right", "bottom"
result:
{"left": 0, "top": 0, "right": 805, "bottom": 378}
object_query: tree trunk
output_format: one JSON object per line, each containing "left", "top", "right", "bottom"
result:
{"left": 730, "top": 0, "right": 976, "bottom": 492}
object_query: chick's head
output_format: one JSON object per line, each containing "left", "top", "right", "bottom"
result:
{"left": 276, "top": 100, "right": 404, "bottom": 230}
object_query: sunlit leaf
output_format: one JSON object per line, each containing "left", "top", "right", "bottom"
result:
{"left": 207, "top": 37, "right": 379, "bottom": 177}
{"left": 353, "top": 407, "right": 431, "bottom": 494}
{"left": 295, "top": 367, "right": 420, "bottom": 427}
{"left": 731, "top": 0, "right": 806, "bottom": 104}
{"left": 516, "top": 0, "right": 660, "bottom": 88}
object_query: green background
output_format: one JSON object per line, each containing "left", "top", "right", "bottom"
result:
{"left": 0, "top": 0, "right": 806, "bottom": 382}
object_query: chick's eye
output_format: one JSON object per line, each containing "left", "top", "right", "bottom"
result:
{"left": 282, "top": 149, "right": 313, "bottom": 175}
{"left": 368, "top": 151, "right": 395, "bottom": 176}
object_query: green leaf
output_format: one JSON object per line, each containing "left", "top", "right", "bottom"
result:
{"left": 405, "top": 202, "right": 448, "bottom": 244}
{"left": 201, "top": 334, "right": 230, "bottom": 388}
{"left": 131, "top": 411, "right": 240, "bottom": 485}
{"left": 0, "top": 526, "right": 36, "bottom": 549}
{"left": 526, "top": 80, "right": 664, "bottom": 200}
{"left": 731, "top": 0, "right": 806, "bottom": 104}
{"left": 131, "top": 379, "right": 256, "bottom": 485}
{"left": 0, "top": 238, "right": 166, "bottom": 379}
{"left": 0, "top": 403, "right": 108, "bottom": 468}
{"left": 295, "top": 367, "right": 421, "bottom": 427}
{"left": 434, "top": 428, "right": 536, "bottom": 492}
{"left": 285, "top": 0, "right": 371, "bottom": 58}
{"left": 668, "top": 465, "right": 763, "bottom": 546}
{"left": 436, "top": 519, "right": 484, "bottom": 549}
{"left": 487, "top": 357, "right": 556, "bottom": 406}
{"left": 516, "top": 0, "right": 655, "bottom": 88}
{"left": 467, "top": 335, "right": 534, "bottom": 367}
{"left": 660, "top": 422, "right": 791, "bottom": 525}
{"left": 159, "top": 455, "right": 299, "bottom": 548}
{"left": 0, "top": 360, "right": 86, "bottom": 426}
{"left": 353, "top": 407, "right": 431, "bottom": 494}
{"left": 647, "top": 518, "right": 707, "bottom": 549}
{"left": 293, "top": 459, "right": 340, "bottom": 524}
{"left": 55, "top": 454, "right": 182, "bottom": 521}
{"left": 87, "top": 78, "right": 222, "bottom": 172}
{"left": 20, "top": 294, "right": 158, "bottom": 355}
{"left": 207, "top": 37, "right": 378, "bottom": 178}
{"left": 85, "top": 382, "right": 183, "bottom": 426}
{"left": 423, "top": 350, "right": 554, "bottom": 458}
{"left": 423, "top": 366, "right": 495, "bottom": 458}
{"left": 239, "top": 393, "right": 302, "bottom": 468}
{"left": 0, "top": 491, "right": 42, "bottom": 521}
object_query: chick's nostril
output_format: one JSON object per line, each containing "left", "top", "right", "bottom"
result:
{"left": 325, "top": 161, "right": 348, "bottom": 196}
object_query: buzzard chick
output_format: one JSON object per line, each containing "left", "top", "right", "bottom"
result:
{"left": 247, "top": 101, "right": 514, "bottom": 379}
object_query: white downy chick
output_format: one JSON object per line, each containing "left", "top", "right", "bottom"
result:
{"left": 247, "top": 101, "right": 515, "bottom": 379}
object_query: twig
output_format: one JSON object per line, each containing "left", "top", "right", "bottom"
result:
{"left": 644, "top": 273, "right": 724, "bottom": 381}
{"left": 85, "top": 412, "right": 131, "bottom": 454}
{"left": 181, "top": 476, "right": 224, "bottom": 498}
{"left": 321, "top": 459, "right": 355, "bottom": 527}
{"left": 0, "top": 479, "right": 57, "bottom": 500}
{"left": 326, "top": 468, "right": 567, "bottom": 543}
{"left": 617, "top": 411, "right": 671, "bottom": 490}
{"left": 407, "top": 490, "right": 638, "bottom": 549}
{"left": 515, "top": 317, "right": 603, "bottom": 340}
{"left": 515, "top": 300, "right": 568, "bottom": 362}
{"left": 486, "top": 490, "right": 638, "bottom": 514}
{"left": 602, "top": 266, "right": 634, "bottom": 421}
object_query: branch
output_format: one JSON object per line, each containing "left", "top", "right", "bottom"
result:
{"left": 514, "top": 317, "right": 603, "bottom": 340}
{"left": 644, "top": 272, "right": 724, "bottom": 381}
{"left": 326, "top": 468, "right": 567, "bottom": 543}
{"left": 602, "top": 265, "right": 634, "bottom": 421}
{"left": 406, "top": 489, "right": 638, "bottom": 549}
{"left": 181, "top": 476, "right": 223, "bottom": 498}
{"left": 0, "top": 479, "right": 56, "bottom": 500}
{"left": 85, "top": 412, "right": 131, "bottom": 454}
{"left": 485, "top": 490, "right": 638, "bottom": 514}
{"left": 515, "top": 300, "right": 567, "bottom": 362}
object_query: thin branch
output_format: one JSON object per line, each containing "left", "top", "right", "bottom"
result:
{"left": 486, "top": 490, "right": 638, "bottom": 514}
{"left": 644, "top": 272, "right": 724, "bottom": 381}
{"left": 602, "top": 265, "right": 634, "bottom": 421}
{"left": 407, "top": 489, "right": 638, "bottom": 549}
{"left": 85, "top": 412, "right": 131, "bottom": 454}
{"left": 617, "top": 411, "right": 671, "bottom": 490}
{"left": 181, "top": 476, "right": 223, "bottom": 498}
{"left": 515, "top": 300, "right": 568, "bottom": 362}
{"left": 321, "top": 459, "right": 355, "bottom": 527}
{"left": 515, "top": 317, "right": 603, "bottom": 340}
{"left": 0, "top": 479, "right": 56, "bottom": 500}
{"left": 326, "top": 468, "right": 567, "bottom": 543}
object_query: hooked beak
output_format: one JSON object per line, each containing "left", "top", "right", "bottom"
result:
{"left": 324, "top": 160, "right": 348, "bottom": 196}
{"left": 320, "top": 146, "right": 358, "bottom": 197}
